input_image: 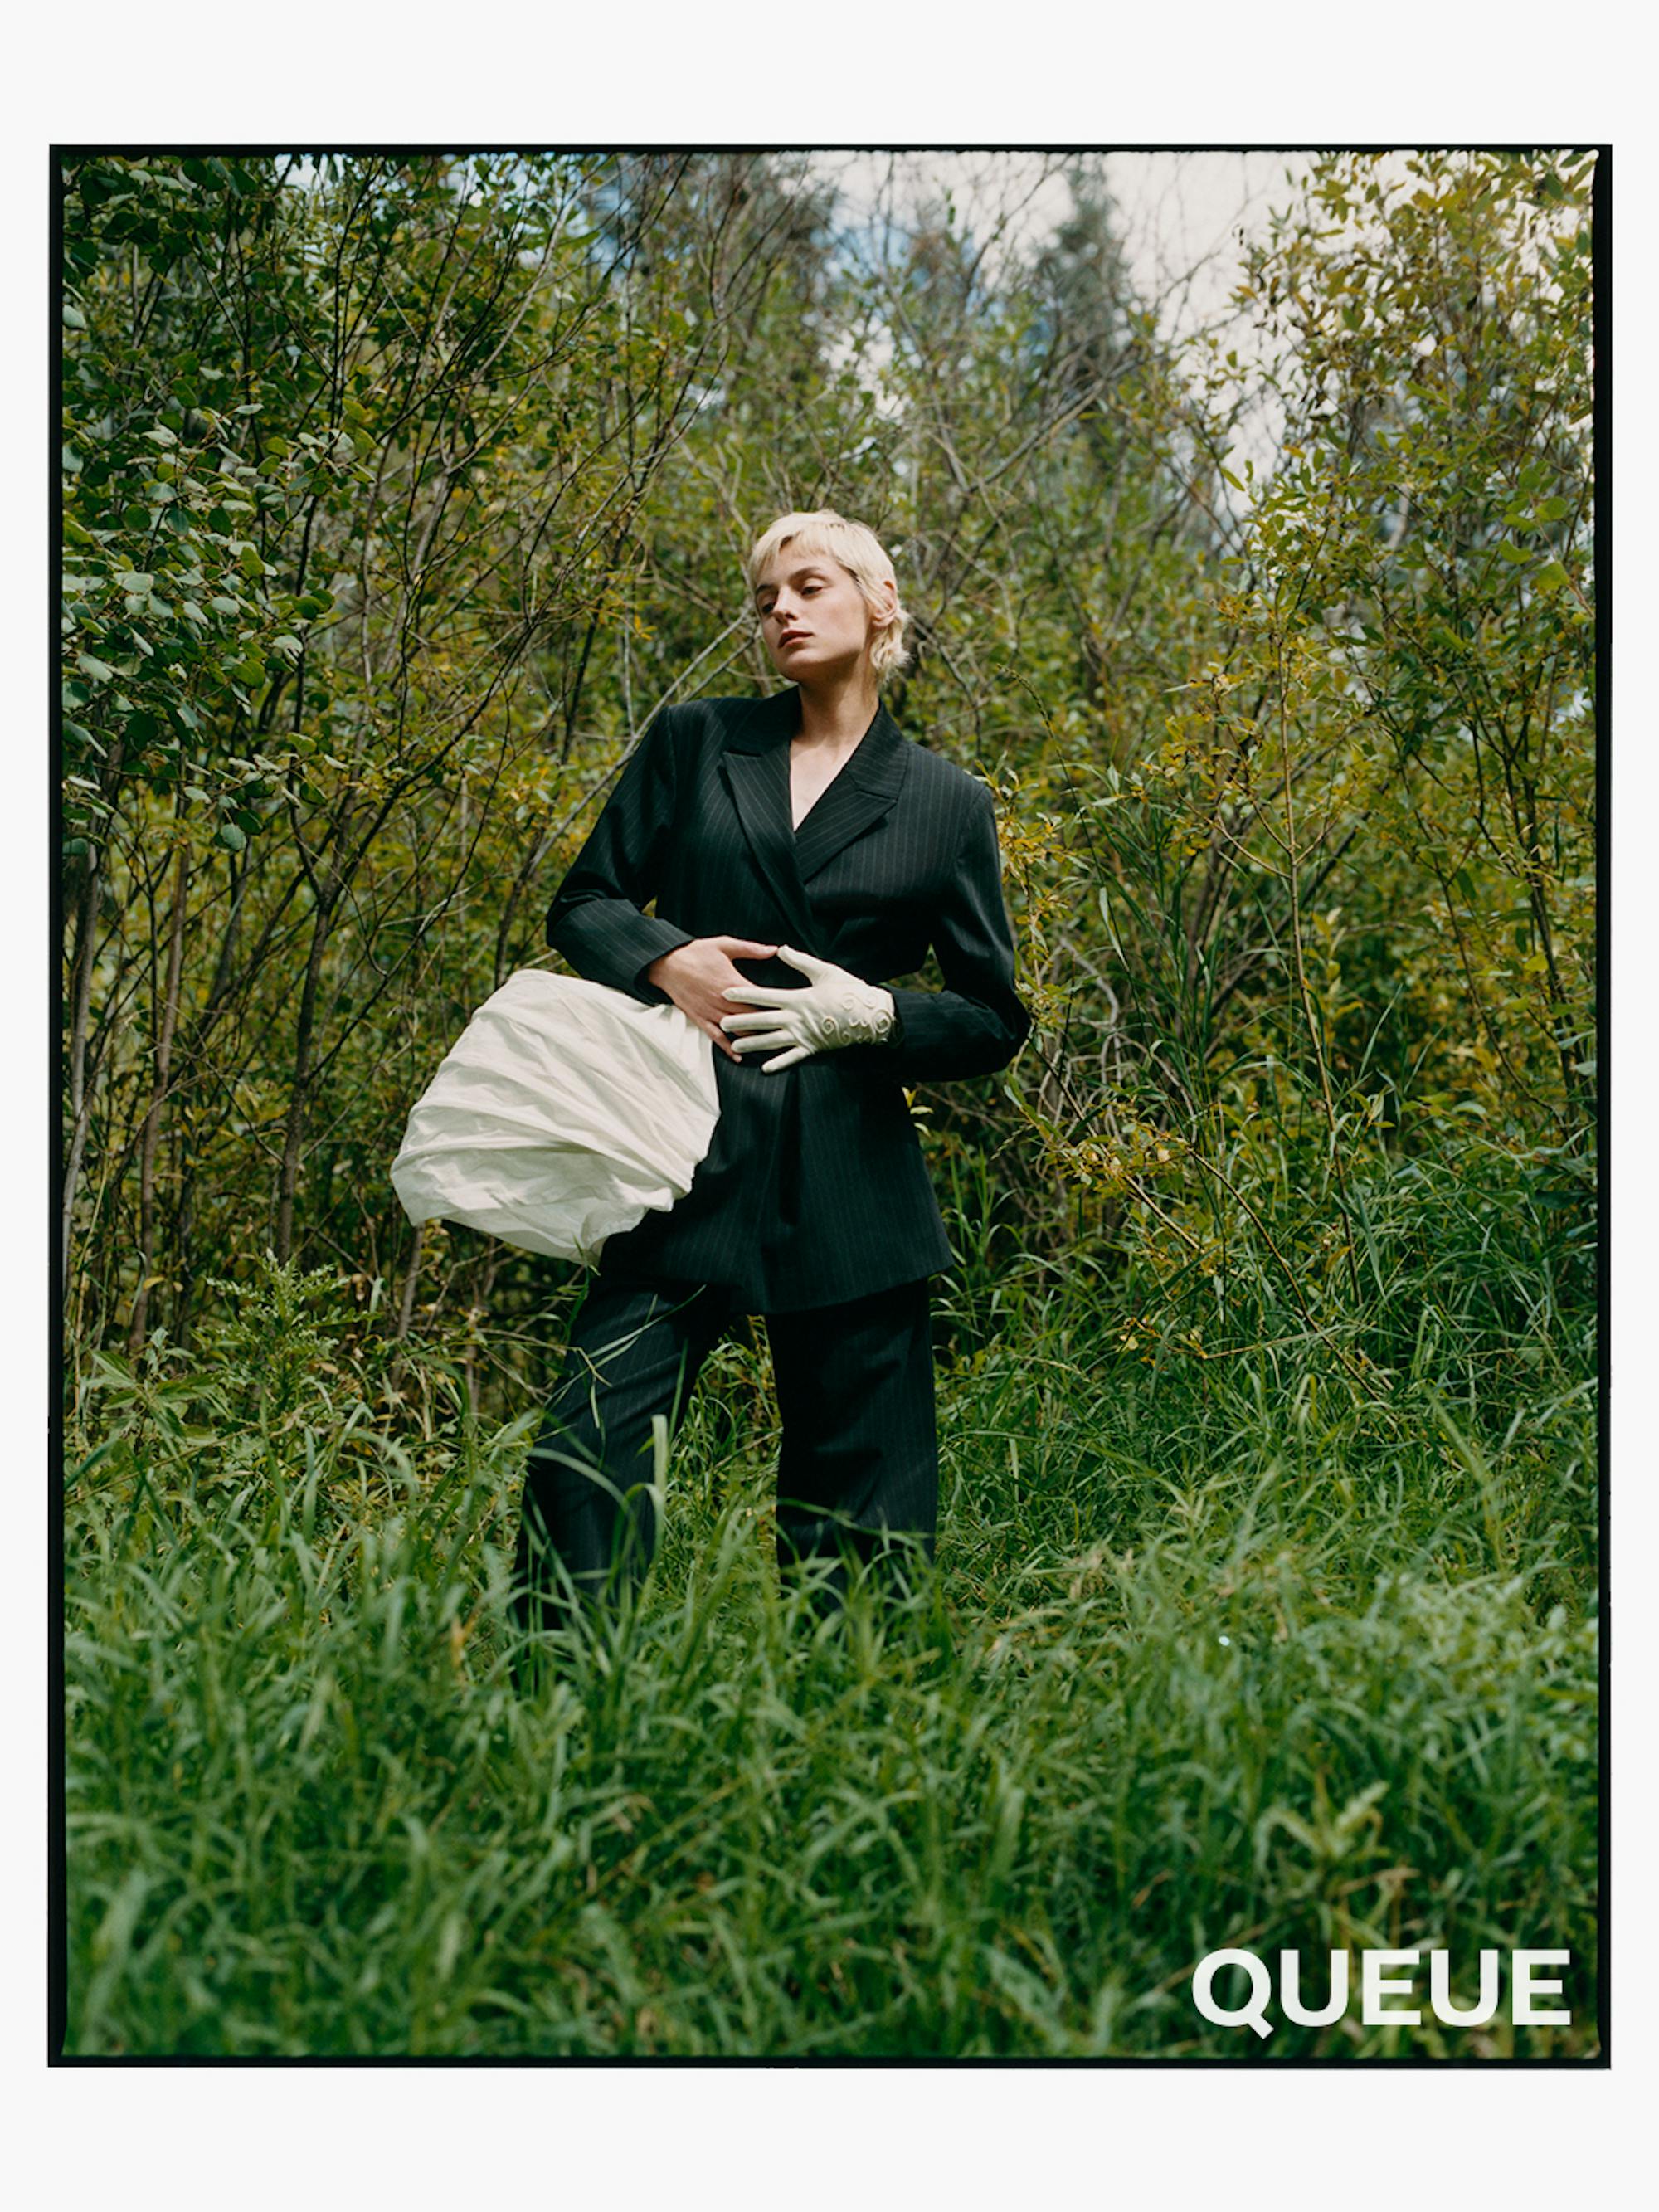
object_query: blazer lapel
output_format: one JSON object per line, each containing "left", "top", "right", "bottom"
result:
{"left": 719, "top": 691, "right": 820, "bottom": 948}
{"left": 793, "top": 701, "right": 910, "bottom": 883}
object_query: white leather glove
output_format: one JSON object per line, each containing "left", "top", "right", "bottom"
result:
{"left": 719, "top": 943, "right": 897, "bottom": 1073}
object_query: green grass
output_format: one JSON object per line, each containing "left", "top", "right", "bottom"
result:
{"left": 62, "top": 1250, "right": 1598, "bottom": 2059}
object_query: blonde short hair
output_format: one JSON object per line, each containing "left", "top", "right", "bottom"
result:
{"left": 745, "top": 509, "right": 912, "bottom": 686}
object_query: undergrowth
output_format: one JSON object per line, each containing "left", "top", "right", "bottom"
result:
{"left": 63, "top": 1225, "right": 1598, "bottom": 2059}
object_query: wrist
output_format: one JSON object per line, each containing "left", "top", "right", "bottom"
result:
{"left": 834, "top": 986, "right": 896, "bottom": 1047}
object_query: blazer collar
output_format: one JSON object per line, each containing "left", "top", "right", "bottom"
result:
{"left": 723, "top": 687, "right": 908, "bottom": 792}
{"left": 719, "top": 694, "right": 814, "bottom": 945}
{"left": 721, "top": 684, "right": 796, "bottom": 753}
{"left": 723, "top": 688, "right": 910, "bottom": 897}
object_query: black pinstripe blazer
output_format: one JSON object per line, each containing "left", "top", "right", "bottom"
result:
{"left": 544, "top": 685, "right": 1030, "bottom": 1312}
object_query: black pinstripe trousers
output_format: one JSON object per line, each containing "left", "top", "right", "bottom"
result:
{"left": 511, "top": 1274, "right": 938, "bottom": 1642}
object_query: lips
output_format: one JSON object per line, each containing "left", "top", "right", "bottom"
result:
{"left": 779, "top": 631, "right": 810, "bottom": 646}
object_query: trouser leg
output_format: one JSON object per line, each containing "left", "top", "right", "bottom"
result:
{"left": 765, "top": 1277, "right": 938, "bottom": 1610}
{"left": 512, "top": 1277, "right": 731, "bottom": 1645}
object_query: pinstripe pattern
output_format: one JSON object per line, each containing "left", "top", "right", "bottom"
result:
{"left": 512, "top": 1274, "right": 937, "bottom": 1641}
{"left": 545, "top": 687, "right": 1030, "bottom": 1313}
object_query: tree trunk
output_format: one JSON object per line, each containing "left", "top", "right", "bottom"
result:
{"left": 61, "top": 853, "right": 103, "bottom": 1277}
{"left": 274, "top": 887, "right": 337, "bottom": 1263}
{"left": 129, "top": 840, "right": 190, "bottom": 1352}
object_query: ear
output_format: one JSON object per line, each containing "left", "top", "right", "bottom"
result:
{"left": 869, "top": 575, "right": 899, "bottom": 628}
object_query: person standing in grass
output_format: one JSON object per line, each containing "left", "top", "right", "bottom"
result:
{"left": 512, "top": 509, "right": 1029, "bottom": 1654}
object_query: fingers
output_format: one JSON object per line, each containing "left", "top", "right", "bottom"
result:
{"left": 696, "top": 1013, "right": 741, "bottom": 1062}
{"left": 761, "top": 1044, "right": 811, "bottom": 1073}
{"left": 714, "top": 937, "right": 780, "bottom": 960}
{"left": 721, "top": 983, "right": 801, "bottom": 1007}
{"left": 719, "top": 1009, "right": 785, "bottom": 1035}
{"left": 776, "top": 943, "right": 830, "bottom": 977}
{"left": 729, "top": 1028, "right": 794, "bottom": 1055}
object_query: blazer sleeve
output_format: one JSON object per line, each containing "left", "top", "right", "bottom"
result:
{"left": 543, "top": 708, "right": 696, "bottom": 1004}
{"left": 873, "top": 787, "right": 1031, "bottom": 1085}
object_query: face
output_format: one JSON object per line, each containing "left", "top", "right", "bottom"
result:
{"left": 753, "top": 544, "right": 894, "bottom": 685}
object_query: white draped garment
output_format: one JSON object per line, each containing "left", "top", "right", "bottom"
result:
{"left": 390, "top": 969, "right": 720, "bottom": 1264}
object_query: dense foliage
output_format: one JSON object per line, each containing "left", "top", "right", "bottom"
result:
{"left": 61, "top": 149, "right": 1598, "bottom": 2058}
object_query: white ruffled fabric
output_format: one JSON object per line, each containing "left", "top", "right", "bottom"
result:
{"left": 390, "top": 969, "right": 719, "bottom": 1264}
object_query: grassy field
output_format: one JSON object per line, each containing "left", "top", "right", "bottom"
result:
{"left": 57, "top": 145, "right": 1598, "bottom": 2065}
{"left": 62, "top": 1233, "right": 1599, "bottom": 2060}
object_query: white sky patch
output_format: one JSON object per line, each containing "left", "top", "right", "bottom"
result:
{"left": 1106, "top": 151, "right": 1313, "bottom": 481}
{"left": 806, "top": 149, "right": 1314, "bottom": 472}
{"left": 1105, "top": 151, "right": 1309, "bottom": 346}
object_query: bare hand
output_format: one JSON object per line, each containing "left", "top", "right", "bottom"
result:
{"left": 648, "top": 936, "right": 779, "bottom": 1061}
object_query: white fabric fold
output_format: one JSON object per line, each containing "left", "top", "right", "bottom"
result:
{"left": 390, "top": 969, "right": 720, "bottom": 1264}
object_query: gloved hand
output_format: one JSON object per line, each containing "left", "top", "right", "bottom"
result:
{"left": 719, "top": 943, "right": 897, "bottom": 1073}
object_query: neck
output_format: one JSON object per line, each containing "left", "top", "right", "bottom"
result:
{"left": 792, "top": 666, "right": 881, "bottom": 748}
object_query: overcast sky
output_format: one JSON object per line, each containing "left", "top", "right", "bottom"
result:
{"left": 809, "top": 149, "right": 1312, "bottom": 477}
{"left": 814, "top": 150, "right": 1302, "bottom": 326}
{"left": 1105, "top": 151, "right": 1309, "bottom": 338}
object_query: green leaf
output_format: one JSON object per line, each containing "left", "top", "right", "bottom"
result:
{"left": 1496, "top": 540, "right": 1530, "bottom": 564}
{"left": 1534, "top": 560, "right": 1570, "bottom": 592}
{"left": 77, "top": 653, "right": 115, "bottom": 683}
{"left": 238, "top": 544, "right": 265, "bottom": 579}
{"left": 62, "top": 302, "right": 87, "bottom": 329}
{"left": 213, "top": 821, "right": 247, "bottom": 852}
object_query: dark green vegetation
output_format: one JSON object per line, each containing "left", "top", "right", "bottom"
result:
{"left": 62, "top": 152, "right": 1597, "bottom": 2056}
{"left": 67, "top": 1234, "right": 1594, "bottom": 2056}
